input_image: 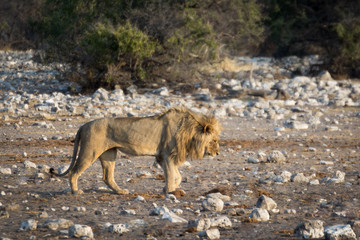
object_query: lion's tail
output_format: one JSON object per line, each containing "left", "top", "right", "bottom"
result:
{"left": 50, "top": 127, "right": 81, "bottom": 177}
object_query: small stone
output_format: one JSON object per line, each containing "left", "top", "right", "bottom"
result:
{"left": 256, "top": 195, "right": 277, "bottom": 211}
{"left": 136, "top": 170, "right": 152, "bottom": 178}
{"left": 68, "top": 224, "right": 94, "bottom": 239}
{"left": 149, "top": 206, "right": 169, "bottom": 216}
{"left": 291, "top": 173, "right": 309, "bottom": 183}
{"left": 267, "top": 150, "right": 286, "bottom": 163}
{"left": 309, "top": 179, "right": 320, "bottom": 185}
{"left": 248, "top": 157, "right": 259, "bottom": 164}
{"left": 162, "top": 211, "right": 187, "bottom": 223}
{"left": 327, "top": 171, "right": 345, "bottom": 183}
{"left": 324, "top": 224, "right": 356, "bottom": 240}
{"left": 24, "top": 160, "right": 37, "bottom": 169}
{"left": 0, "top": 168, "right": 11, "bottom": 175}
{"left": 202, "top": 197, "right": 224, "bottom": 212}
{"left": 198, "top": 228, "right": 220, "bottom": 239}
{"left": 325, "top": 126, "right": 339, "bottom": 131}
{"left": 57, "top": 165, "right": 69, "bottom": 175}
{"left": 188, "top": 216, "right": 232, "bottom": 231}
{"left": 73, "top": 206, "right": 86, "bottom": 212}
{"left": 121, "top": 209, "right": 136, "bottom": 215}
{"left": 19, "top": 219, "right": 38, "bottom": 231}
{"left": 284, "top": 120, "right": 309, "bottom": 130}
{"left": 249, "top": 208, "right": 270, "bottom": 221}
{"left": 284, "top": 209, "right": 297, "bottom": 214}
{"left": 134, "top": 195, "right": 146, "bottom": 202}
{"left": 294, "top": 220, "right": 324, "bottom": 239}
{"left": 206, "top": 192, "right": 231, "bottom": 202}
{"left": 109, "top": 223, "right": 130, "bottom": 234}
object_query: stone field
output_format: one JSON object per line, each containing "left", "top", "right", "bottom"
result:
{"left": 0, "top": 50, "right": 359, "bottom": 239}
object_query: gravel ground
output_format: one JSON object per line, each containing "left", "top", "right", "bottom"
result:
{"left": 0, "top": 51, "right": 359, "bottom": 240}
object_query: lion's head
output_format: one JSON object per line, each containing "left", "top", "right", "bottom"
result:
{"left": 170, "top": 108, "right": 221, "bottom": 165}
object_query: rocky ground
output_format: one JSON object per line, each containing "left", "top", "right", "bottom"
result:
{"left": 0, "top": 50, "right": 359, "bottom": 239}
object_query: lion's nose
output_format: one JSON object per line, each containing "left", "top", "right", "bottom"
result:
{"left": 216, "top": 151, "right": 220, "bottom": 155}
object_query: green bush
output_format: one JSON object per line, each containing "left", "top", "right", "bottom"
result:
{"left": 83, "top": 21, "right": 157, "bottom": 82}
{"left": 167, "top": 8, "right": 219, "bottom": 62}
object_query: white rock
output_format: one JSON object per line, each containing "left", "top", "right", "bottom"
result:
{"left": 280, "top": 171, "right": 292, "bottom": 182}
{"left": 149, "top": 206, "right": 169, "bottom": 216}
{"left": 24, "top": 160, "right": 37, "bottom": 169}
{"left": 0, "top": 168, "right": 11, "bottom": 174}
{"left": 134, "top": 195, "right": 146, "bottom": 202}
{"left": 291, "top": 173, "right": 309, "bottom": 183}
{"left": 69, "top": 224, "right": 94, "bottom": 239}
{"left": 19, "top": 219, "right": 38, "bottom": 231}
{"left": 109, "top": 223, "right": 130, "bottom": 234}
{"left": 34, "top": 173, "right": 45, "bottom": 180}
{"left": 249, "top": 208, "right": 270, "bottom": 221}
{"left": 136, "top": 170, "right": 152, "bottom": 178}
{"left": 73, "top": 206, "right": 86, "bottom": 212}
{"left": 255, "top": 195, "right": 277, "bottom": 211}
{"left": 248, "top": 157, "right": 259, "bottom": 164}
{"left": 324, "top": 224, "right": 356, "bottom": 240}
{"left": 309, "top": 179, "right": 320, "bottom": 185}
{"left": 198, "top": 228, "right": 220, "bottom": 239}
{"left": 188, "top": 216, "right": 232, "bottom": 231}
{"left": 161, "top": 211, "right": 187, "bottom": 223}
{"left": 202, "top": 197, "right": 224, "bottom": 212}
{"left": 267, "top": 150, "right": 286, "bottom": 163}
{"left": 318, "top": 71, "right": 333, "bottom": 81}
{"left": 57, "top": 165, "right": 69, "bottom": 175}
{"left": 284, "top": 120, "right": 309, "bottom": 130}
{"left": 325, "top": 125, "right": 339, "bottom": 131}
{"left": 206, "top": 192, "right": 231, "bottom": 202}
{"left": 121, "top": 209, "right": 136, "bottom": 215}
{"left": 44, "top": 219, "right": 74, "bottom": 230}
{"left": 92, "top": 88, "right": 109, "bottom": 100}
{"left": 327, "top": 171, "right": 345, "bottom": 183}
{"left": 295, "top": 220, "right": 324, "bottom": 239}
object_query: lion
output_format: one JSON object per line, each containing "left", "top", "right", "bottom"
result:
{"left": 51, "top": 107, "right": 221, "bottom": 195}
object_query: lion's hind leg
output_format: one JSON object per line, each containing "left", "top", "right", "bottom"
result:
{"left": 69, "top": 150, "right": 99, "bottom": 194}
{"left": 100, "top": 148, "right": 129, "bottom": 195}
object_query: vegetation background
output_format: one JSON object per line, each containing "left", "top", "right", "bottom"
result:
{"left": 0, "top": 0, "right": 359, "bottom": 92}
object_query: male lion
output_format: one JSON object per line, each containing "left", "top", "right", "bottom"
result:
{"left": 51, "top": 107, "right": 221, "bottom": 195}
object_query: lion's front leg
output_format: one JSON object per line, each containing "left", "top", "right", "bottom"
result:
{"left": 174, "top": 165, "right": 182, "bottom": 189}
{"left": 161, "top": 160, "right": 177, "bottom": 194}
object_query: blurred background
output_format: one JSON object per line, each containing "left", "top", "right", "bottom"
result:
{"left": 0, "top": 0, "right": 359, "bottom": 92}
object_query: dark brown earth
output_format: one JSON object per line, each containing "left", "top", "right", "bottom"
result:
{"left": 0, "top": 106, "right": 359, "bottom": 239}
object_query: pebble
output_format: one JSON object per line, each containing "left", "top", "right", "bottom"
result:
{"left": 198, "top": 228, "right": 220, "bottom": 239}
{"left": 23, "top": 160, "right": 37, "bottom": 169}
{"left": 255, "top": 195, "right": 277, "bottom": 211}
{"left": 109, "top": 223, "right": 130, "bottom": 234}
{"left": 19, "top": 219, "right": 38, "bottom": 231}
{"left": 249, "top": 208, "right": 270, "bottom": 221}
{"left": 161, "top": 211, "right": 187, "bottom": 223}
{"left": 188, "top": 216, "right": 232, "bottom": 231}
{"left": 294, "top": 220, "right": 324, "bottom": 239}
{"left": 267, "top": 150, "right": 286, "bottom": 163}
{"left": 68, "top": 224, "right": 94, "bottom": 239}
{"left": 324, "top": 224, "right": 356, "bottom": 240}
{"left": 202, "top": 197, "right": 224, "bottom": 212}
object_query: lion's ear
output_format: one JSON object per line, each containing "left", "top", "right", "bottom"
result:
{"left": 203, "top": 124, "right": 213, "bottom": 134}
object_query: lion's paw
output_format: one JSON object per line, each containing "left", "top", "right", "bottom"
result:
{"left": 116, "top": 189, "right": 129, "bottom": 195}
{"left": 72, "top": 190, "right": 84, "bottom": 195}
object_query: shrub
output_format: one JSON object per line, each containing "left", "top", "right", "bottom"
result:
{"left": 167, "top": 8, "right": 219, "bottom": 62}
{"left": 83, "top": 21, "right": 157, "bottom": 84}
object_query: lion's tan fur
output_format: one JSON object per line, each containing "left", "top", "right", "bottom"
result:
{"left": 52, "top": 107, "right": 221, "bottom": 194}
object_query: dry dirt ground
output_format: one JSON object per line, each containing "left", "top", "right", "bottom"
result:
{"left": 0, "top": 106, "right": 359, "bottom": 239}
